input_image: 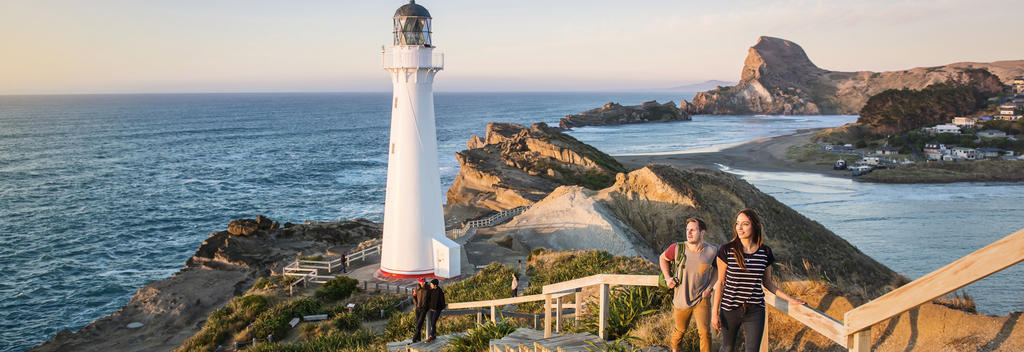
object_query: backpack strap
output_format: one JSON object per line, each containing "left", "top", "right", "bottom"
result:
{"left": 673, "top": 241, "right": 686, "bottom": 282}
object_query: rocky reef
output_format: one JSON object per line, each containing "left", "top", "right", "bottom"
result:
{"left": 31, "top": 217, "right": 381, "bottom": 352}
{"left": 445, "top": 122, "right": 625, "bottom": 224}
{"left": 685, "top": 36, "right": 1024, "bottom": 115}
{"left": 559, "top": 100, "right": 690, "bottom": 129}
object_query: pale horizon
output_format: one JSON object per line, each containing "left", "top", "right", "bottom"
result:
{"left": 2, "top": 0, "right": 1023, "bottom": 95}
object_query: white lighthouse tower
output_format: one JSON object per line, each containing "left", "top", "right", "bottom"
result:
{"left": 379, "top": 0, "right": 460, "bottom": 279}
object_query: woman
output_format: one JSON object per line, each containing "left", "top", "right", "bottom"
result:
{"left": 711, "top": 209, "right": 804, "bottom": 352}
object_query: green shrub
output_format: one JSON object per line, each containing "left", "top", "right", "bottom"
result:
{"left": 445, "top": 263, "right": 517, "bottom": 303}
{"left": 581, "top": 286, "right": 666, "bottom": 340}
{"left": 353, "top": 294, "right": 407, "bottom": 321}
{"left": 443, "top": 319, "right": 519, "bottom": 352}
{"left": 246, "top": 329, "right": 378, "bottom": 352}
{"left": 585, "top": 337, "right": 642, "bottom": 352}
{"left": 332, "top": 312, "right": 362, "bottom": 332}
{"left": 383, "top": 311, "right": 417, "bottom": 342}
{"left": 299, "top": 255, "right": 324, "bottom": 261}
{"left": 315, "top": 276, "right": 360, "bottom": 301}
{"left": 176, "top": 294, "right": 269, "bottom": 352}
{"left": 518, "top": 249, "right": 656, "bottom": 313}
{"left": 249, "top": 297, "right": 326, "bottom": 340}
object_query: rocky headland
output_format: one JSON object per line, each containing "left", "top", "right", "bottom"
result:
{"left": 558, "top": 100, "right": 690, "bottom": 129}
{"left": 444, "top": 122, "right": 626, "bottom": 224}
{"left": 31, "top": 218, "right": 381, "bottom": 352}
{"left": 684, "top": 36, "right": 1024, "bottom": 115}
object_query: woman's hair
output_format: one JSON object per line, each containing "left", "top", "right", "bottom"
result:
{"left": 728, "top": 208, "right": 763, "bottom": 271}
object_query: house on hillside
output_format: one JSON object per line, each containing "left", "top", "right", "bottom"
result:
{"left": 951, "top": 147, "right": 978, "bottom": 160}
{"left": 977, "top": 129, "right": 1008, "bottom": 139}
{"left": 923, "top": 142, "right": 948, "bottom": 160}
{"left": 874, "top": 146, "right": 900, "bottom": 155}
{"left": 1014, "top": 77, "right": 1024, "bottom": 94}
{"left": 929, "top": 124, "right": 962, "bottom": 134}
{"left": 952, "top": 116, "right": 976, "bottom": 127}
{"left": 977, "top": 147, "right": 1004, "bottom": 159}
{"left": 999, "top": 103, "right": 1020, "bottom": 121}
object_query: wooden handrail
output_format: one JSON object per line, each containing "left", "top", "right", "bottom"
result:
{"left": 844, "top": 227, "right": 1024, "bottom": 334}
{"left": 763, "top": 289, "right": 846, "bottom": 346}
{"left": 447, "top": 291, "right": 575, "bottom": 310}
{"left": 541, "top": 274, "right": 659, "bottom": 294}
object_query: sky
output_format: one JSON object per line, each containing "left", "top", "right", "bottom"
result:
{"left": 1, "top": 0, "right": 1022, "bottom": 95}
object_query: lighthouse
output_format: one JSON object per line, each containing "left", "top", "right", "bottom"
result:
{"left": 379, "top": 0, "right": 460, "bottom": 279}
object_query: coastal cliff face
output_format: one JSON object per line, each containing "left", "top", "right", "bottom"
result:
{"left": 686, "top": 36, "right": 1024, "bottom": 115}
{"left": 445, "top": 122, "right": 625, "bottom": 223}
{"left": 559, "top": 100, "right": 690, "bottom": 129}
{"left": 31, "top": 218, "right": 381, "bottom": 352}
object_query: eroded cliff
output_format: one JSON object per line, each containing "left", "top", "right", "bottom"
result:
{"left": 686, "top": 36, "right": 1024, "bottom": 115}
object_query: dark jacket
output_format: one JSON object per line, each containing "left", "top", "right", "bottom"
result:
{"left": 427, "top": 286, "right": 446, "bottom": 311}
{"left": 413, "top": 286, "right": 430, "bottom": 310}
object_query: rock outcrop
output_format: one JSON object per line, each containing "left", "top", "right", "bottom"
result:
{"left": 495, "top": 186, "right": 657, "bottom": 260}
{"left": 559, "top": 101, "right": 690, "bottom": 129}
{"left": 32, "top": 217, "right": 381, "bottom": 352}
{"left": 685, "top": 36, "right": 1024, "bottom": 115}
{"left": 445, "top": 122, "right": 625, "bottom": 224}
{"left": 494, "top": 165, "right": 902, "bottom": 294}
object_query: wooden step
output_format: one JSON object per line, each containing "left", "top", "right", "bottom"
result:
{"left": 387, "top": 332, "right": 467, "bottom": 352}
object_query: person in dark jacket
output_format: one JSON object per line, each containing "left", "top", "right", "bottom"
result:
{"left": 411, "top": 278, "right": 429, "bottom": 342}
{"left": 426, "top": 279, "right": 446, "bottom": 342}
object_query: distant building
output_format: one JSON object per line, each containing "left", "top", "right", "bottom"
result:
{"left": 952, "top": 116, "right": 976, "bottom": 127}
{"left": 977, "top": 129, "right": 1008, "bottom": 139}
{"left": 999, "top": 103, "right": 1020, "bottom": 121}
{"left": 951, "top": 147, "right": 978, "bottom": 160}
{"left": 875, "top": 146, "right": 900, "bottom": 155}
{"left": 923, "top": 142, "right": 948, "bottom": 160}
{"left": 977, "top": 147, "right": 1004, "bottom": 159}
{"left": 825, "top": 144, "right": 855, "bottom": 152}
{"left": 1014, "top": 77, "right": 1024, "bottom": 94}
{"left": 862, "top": 156, "right": 881, "bottom": 166}
{"left": 931, "top": 124, "right": 962, "bottom": 134}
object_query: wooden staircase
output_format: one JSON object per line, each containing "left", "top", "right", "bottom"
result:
{"left": 489, "top": 328, "right": 603, "bottom": 352}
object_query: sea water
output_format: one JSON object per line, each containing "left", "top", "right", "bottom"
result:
{"left": 0, "top": 93, "right": 1021, "bottom": 351}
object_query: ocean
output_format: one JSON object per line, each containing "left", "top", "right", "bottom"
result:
{"left": 1, "top": 93, "right": 1022, "bottom": 351}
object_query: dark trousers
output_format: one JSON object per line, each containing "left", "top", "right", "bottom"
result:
{"left": 428, "top": 309, "right": 442, "bottom": 338}
{"left": 412, "top": 308, "right": 428, "bottom": 342}
{"left": 719, "top": 304, "right": 765, "bottom": 352}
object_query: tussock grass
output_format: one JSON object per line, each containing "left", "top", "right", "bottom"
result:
{"left": 175, "top": 294, "right": 269, "bottom": 352}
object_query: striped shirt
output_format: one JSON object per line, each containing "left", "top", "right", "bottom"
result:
{"left": 716, "top": 243, "right": 775, "bottom": 311}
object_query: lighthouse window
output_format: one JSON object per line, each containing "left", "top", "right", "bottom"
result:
{"left": 394, "top": 17, "right": 431, "bottom": 46}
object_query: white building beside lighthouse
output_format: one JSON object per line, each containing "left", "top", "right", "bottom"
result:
{"left": 379, "top": 0, "right": 460, "bottom": 279}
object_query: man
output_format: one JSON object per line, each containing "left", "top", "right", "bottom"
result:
{"left": 426, "top": 278, "right": 446, "bottom": 342}
{"left": 660, "top": 218, "right": 717, "bottom": 352}
{"left": 411, "top": 278, "right": 429, "bottom": 343}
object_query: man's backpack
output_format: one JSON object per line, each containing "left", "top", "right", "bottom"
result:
{"left": 658, "top": 242, "right": 686, "bottom": 288}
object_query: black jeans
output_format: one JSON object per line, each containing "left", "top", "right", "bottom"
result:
{"left": 428, "top": 309, "right": 442, "bottom": 338}
{"left": 719, "top": 304, "right": 765, "bottom": 352}
{"left": 412, "top": 308, "right": 428, "bottom": 342}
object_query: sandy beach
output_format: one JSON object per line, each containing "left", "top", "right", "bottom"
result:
{"left": 615, "top": 128, "right": 851, "bottom": 177}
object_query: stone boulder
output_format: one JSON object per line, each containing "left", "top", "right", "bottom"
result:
{"left": 227, "top": 219, "right": 257, "bottom": 236}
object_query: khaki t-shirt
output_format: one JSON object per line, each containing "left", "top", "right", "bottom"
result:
{"left": 662, "top": 242, "right": 718, "bottom": 309}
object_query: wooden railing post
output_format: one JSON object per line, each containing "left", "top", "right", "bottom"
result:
{"left": 544, "top": 294, "right": 553, "bottom": 338}
{"left": 477, "top": 311, "right": 483, "bottom": 324}
{"left": 599, "top": 283, "right": 609, "bottom": 340}
{"left": 555, "top": 296, "right": 563, "bottom": 334}
{"left": 847, "top": 329, "right": 870, "bottom": 352}
{"left": 574, "top": 300, "right": 580, "bottom": 327}
{"left": 490, "top": 305, "right": 496, "bottom": 323}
